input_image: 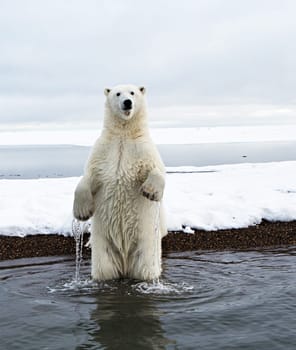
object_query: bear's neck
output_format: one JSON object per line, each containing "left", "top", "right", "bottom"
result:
{"left": 103, "top": 108, "right": 150, "bottom": 140}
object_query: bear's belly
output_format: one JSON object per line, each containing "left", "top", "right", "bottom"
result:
{"left": 93, "top": 165, "right": 142, "bottom": 251}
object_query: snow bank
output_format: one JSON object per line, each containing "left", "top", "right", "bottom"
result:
{"left": 1, "top": 161, "right": 296, "bottom": 237}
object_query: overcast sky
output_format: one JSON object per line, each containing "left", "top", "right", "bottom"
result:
{"left": 0, "top": 0, "right": 296, "bottom": 129}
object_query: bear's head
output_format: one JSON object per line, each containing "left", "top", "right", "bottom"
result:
{"left": 104, "top": 84, "right": 146, "bottom": 121}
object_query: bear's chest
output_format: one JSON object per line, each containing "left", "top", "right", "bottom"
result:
{"left": 97, "top": 140, "right": 152, "bottom": 186}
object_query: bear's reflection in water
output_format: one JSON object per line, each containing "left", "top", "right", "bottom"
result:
{"left": 76, "top": 284, "right": 174, "bottom": 350}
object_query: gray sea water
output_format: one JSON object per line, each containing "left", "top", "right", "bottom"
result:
{"left": 0, "top": 247, "right": 295, "bottom": 350}
{"left": 0, "top": 141, "right": 296, "bottom": 179}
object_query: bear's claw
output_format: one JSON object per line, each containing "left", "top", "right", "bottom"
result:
{"left": 76, "top": 214, "right": 91, "bottom": 221}
{"left": 142, "top": 190, "right": 157, "bottom": 201}
{"left": 141, "top": 183, "right": 161, "bottom": 201}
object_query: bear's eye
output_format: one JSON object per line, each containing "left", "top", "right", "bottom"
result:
{"left": 130, "top": 91, "right": 135, "bottom": 95}
{"left": 116, "top": 92, "right": 121, "bottom": 97}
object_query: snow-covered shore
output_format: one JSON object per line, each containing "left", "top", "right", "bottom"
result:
{"left": 1, "top": 161, "right": 296, "bottom": 237}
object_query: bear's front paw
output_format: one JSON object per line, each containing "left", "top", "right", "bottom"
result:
{"left": 73, "top": 200, "right": 94, "bottom": 221}
{"left": 140, "top": 182, "right": 163, "bottom": 202}
{"left": 73, "top": 190, "right": 95, "bottom": 221}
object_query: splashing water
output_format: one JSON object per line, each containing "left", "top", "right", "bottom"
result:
{"left": 152, "top": 201, "right": 161, "bottom": 283}
{"left": 71, "top": 218, "right": 88, "bottom": 282}
{"left": 47, "top": 278, "right": 96, "bottom": 294}
{"left": 133, "top": 280, "right": 194, "bottom": 295}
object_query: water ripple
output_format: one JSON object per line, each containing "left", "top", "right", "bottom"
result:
{"left": 0, "top": 247, "right": 296, "bottom": 350}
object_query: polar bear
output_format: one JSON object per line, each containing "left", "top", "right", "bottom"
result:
{"left": 73, "top": 84, "right": 167, "bottom": 281}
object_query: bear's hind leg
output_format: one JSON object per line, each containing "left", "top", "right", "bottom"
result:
{"left": 91, "top": 235, "right": 120, "bottom": 281}
{"left": 128, "top": 236, "right": 162, "bottom": 281}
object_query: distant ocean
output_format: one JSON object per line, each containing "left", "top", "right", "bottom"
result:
{"left": 1, "top": 141, "right": 296, "bottom": 179}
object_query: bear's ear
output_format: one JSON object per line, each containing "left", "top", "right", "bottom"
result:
{"left": 139, "top": 86, "right": 146, "bottom": 95}
{"left": 104, "top": 88, "right": 111, "bottom": 96}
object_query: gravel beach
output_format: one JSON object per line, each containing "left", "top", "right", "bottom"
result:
{"left": 1, "top": 220, "right": 295, "bottom": 260}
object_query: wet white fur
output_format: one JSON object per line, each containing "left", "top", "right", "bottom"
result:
{"left": 73, "top": 84, "right": 167, "bottom": 281}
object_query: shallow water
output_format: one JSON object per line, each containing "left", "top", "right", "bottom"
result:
{"left": 0, "top": 248, "right": 296, "bottom": 350}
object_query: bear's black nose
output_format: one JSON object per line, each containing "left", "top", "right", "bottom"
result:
{"left": 123, "top": 99, "right": 132, "bottom": 110}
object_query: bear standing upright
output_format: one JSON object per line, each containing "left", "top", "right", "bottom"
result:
{"left": 73, "top": 84, "right": 167, "bottom": 281}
